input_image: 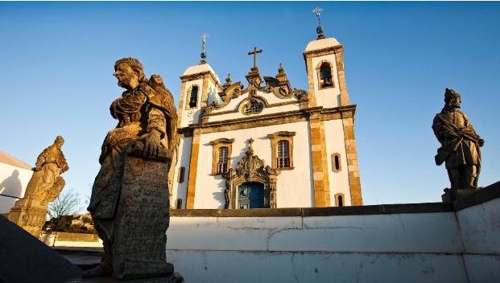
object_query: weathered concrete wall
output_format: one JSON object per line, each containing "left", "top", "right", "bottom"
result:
{"left": 456, "top": 183, "right": 500, "bottom": 283}
{"left": 167, "top": 183, "right": 500, "bottom": 283}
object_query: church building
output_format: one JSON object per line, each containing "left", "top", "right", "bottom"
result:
{"left": 171, "top": 13, "right": 363, "bottom": 209}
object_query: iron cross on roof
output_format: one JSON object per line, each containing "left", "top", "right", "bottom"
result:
{"left": 200, "top": 33, "right": 209, "bottom": 63}
{"left": 201, "top": 33, "right": 208, "bottom": 53}
{"left": 247, "top": 47, "right": 263, "bottom": 69}
{"left": 313, "top": 7, "right": 325, "bottom": 39}
{"left": 313, "top": 7, "right": 323, "bottom": 26}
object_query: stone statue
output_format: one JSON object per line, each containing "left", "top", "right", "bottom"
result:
{"left": 84, "top": 58, "right": 182, "bottom": 281}
{"left": 8, "top": 136, "right": 69, "bottom": 237}
{"left": 432, "top": 88, "right": 484, "bottom": 193}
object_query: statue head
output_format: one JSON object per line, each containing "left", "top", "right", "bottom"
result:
{"left": 113, "top": 57, "right": 146, "bottom": 90}
{"left": 444, "top": 88, "right": 461, "bottom": 109}
{"left": 54, "top": 136, "right": 65, "bottom": 147}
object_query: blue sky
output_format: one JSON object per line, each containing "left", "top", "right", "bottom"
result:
{"left": 1, "top": 1, "right": 499, "bottom": 209}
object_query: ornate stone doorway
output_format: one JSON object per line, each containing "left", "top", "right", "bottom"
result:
{"left": 223, "top": 139, "right": 279, "bottom": 209}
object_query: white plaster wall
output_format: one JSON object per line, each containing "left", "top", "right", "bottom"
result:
{"left": 323, "top": 119, "right": 350, "bottom": 206}
{"left": 271, "top": 213, "right": 461, "bottom": 253}
{"left": 168, "top": 212, "right": 461, "bottom": 253}
{"left": 457, "top": 197, "right": 500, "bottom": 255}
{"left": 457, "top": 196, "right": 500, "bottom": 282}
{"left": 0, "top": 163, "right": 33, "bottom": 214}
{"left": 311, "top": 55, "right": 342, "bottom": 108}
{"left": 167, "top": 250, "right": 466, "bottom": 283}
{"left": 463, "top": 255, "right": 500, "bottom": 283}
{"left": 171, "top": 137, "right": 192, "bottom": 208}
{"left": 166, "top": 211, "right": 468, "bottom": 283}
{"left": 193, "top": 121, "right": 313, "bottom": 208}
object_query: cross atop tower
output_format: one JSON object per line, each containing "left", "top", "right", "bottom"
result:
{"left": 312, "top": 7, "right": 325, "bottom": 39}
{"left": 247, "top": 47, "right": 263, "bottom": 69}
{"left": 313, "top": 7, "right": 323, "bottom": 25}
{"left": 200, "top": 33, "right": 209, "bottom": 64}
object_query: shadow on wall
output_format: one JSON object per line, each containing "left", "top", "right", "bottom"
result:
{"left": 0, "top": 170, "right": 23, "bottom": 214}
{"left": 212, "top": 176, "right": 227, "bottom": 208}
{"left": 0, "top": 170, "right": 22, "bottom": 198}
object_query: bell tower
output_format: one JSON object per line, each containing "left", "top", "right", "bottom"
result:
{"left": 178, "top": 33, "right": 222, "bottom": 129}
{"left": 303, "top": 7, "right": 363, "bottom": 206}
{"left": 303, "top": 7, "right": 350, "bottom": 109}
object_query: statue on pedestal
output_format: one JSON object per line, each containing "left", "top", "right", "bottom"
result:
{"left": 8, "top": 136, "right": 69, "bottom": 237}
{"left": 432, "top": 88, "right": 484, "bottom": 200}
{"left": 84, "top": 58, "right": 182, "bottom": 281}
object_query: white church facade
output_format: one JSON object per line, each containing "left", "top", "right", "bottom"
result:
{"left": 170, "top": 25, "right": 363, "bottom": 209}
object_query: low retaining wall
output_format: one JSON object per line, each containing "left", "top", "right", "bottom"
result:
{"left": 167, "top": 182, "right": 500, "bottom": 283}
{"left": 40, "top": 232, "right": 101, "bottom": 248}
{"left": 53, "top": 232, "right": 99, "bottom": 242}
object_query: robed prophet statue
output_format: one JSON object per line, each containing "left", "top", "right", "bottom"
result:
{"left": 8, "top": 136, "right": 69, "bottom": 237}
{"left": 432, "top": 88, "right": 484, "bottom": 192}
{"left": 84, "top": 58, "right": 182, "bottom": 281}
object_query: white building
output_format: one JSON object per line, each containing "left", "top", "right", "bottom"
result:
{"left": 0, "top": 151, "right": 33, "bottom": 214}
{"left": 171, "top": 28, "right": 363, "bottom": 209}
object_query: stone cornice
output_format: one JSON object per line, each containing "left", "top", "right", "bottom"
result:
{"left": 303, "top": 44, "right": 343, "bottom": 60}
{"left": 177, "top": 104, "right": 357, "bottom": 135}
{"left": 171, "top": 202, "right": 453, "bottom": 217}
{"left": 180, "top": 71, "right": 221, "bottom": 88}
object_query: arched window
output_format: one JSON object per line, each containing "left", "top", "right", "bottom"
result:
{"left": 331, "top": 153, "right": 342, "bottom": 172}
{"left": 177, "top": 166, "right": 186, "bottom": 183}
{"left": 319, "top": 62, "right": 334, "bottom": 88}
{"left": 334, "top": 193, "right": 345, "bottom": 207}
{"left": 189, "top": 86, "right": 199, "bottom": 108}
{"left": 268, "top": 131, "right": 295, "bottom": 170}
{"left": 277, "top": 140, "right": 290, "bottom": 168}
{"left": 176, "top": 198, "right": 183, "bottom": 209}
{"left": 210, "top": 138, "right": 234, "bottom": 175}
{"left": 217, "top": 147, "right": 229, "bottom": 174}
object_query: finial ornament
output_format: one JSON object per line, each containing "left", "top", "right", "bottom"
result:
{"left": 313, "top": 7, "right": 325, "bottom": 39}
{"left": 278, "top": 63, "right": 284, "bottom": 74}
{"left": 247, "top": 138, "right": 254, "bottom": 146}
{"left": 201, "top": 33, "right": 209, "bottom": 64}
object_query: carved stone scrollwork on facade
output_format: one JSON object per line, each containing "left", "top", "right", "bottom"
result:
{"left": 222, "top": 146, "right": 279, "bottom": 209}
{"left": 263, "top": 84, "right": 273, "bottom": 94}
{"left": 278, "top": 86, "right": 290, "bottom": 97}
{"left": 263, "top": 75, "right": 293, "bottom": 99}
{"left": 217, "top": 81, "right": 244, "bottom": 106}
{"left": 292, "top": 88, "right": 308, "bottom": 101}
{"left": 204, "top": 101, "right": 222, "bottom": 114}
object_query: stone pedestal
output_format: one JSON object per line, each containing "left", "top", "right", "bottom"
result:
{"left": 442, "top": 188, "right": 479, "bottom": 203}
{"left": 7, "top": 198, "right": 48, "bottom": 238}
{"left": 111, "top": 145, "right": 180, "bottom": 280}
